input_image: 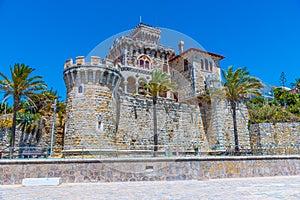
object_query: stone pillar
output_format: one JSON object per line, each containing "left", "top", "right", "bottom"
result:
{"left": 66, "top": 72, "right": 71, "bottom": 87}
{"left": 99, "top": 71, "right": 104, "bottom": 83}
{"left": 77, "top": 69, "right": 81, "bottom": 85}
{"left": 84, "top": 69, "right": 88, "bottom": 83}
{"left": 124, "top": 81, "right": 128, "bottom": 93}
{"left": 106, "top": 72, "right": 112, "bottom": 85}
{"left": 124, "top": 48, "right": 128, "bottom": 66}
{"left": 135, "top": 80, "right": 139, "bottom": 94}
{"left": 92, "top": 70, "right": 96, "bottom": 83}
{"left": 112, "top": 73, "right": 116, "bottom": 86}
{"left": 70, "top": 70, "right": 75, "bottom": 86}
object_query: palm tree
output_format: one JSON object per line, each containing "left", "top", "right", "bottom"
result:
{"left": 222, "top": 66, "right": 263, "bottom": 153}
{"left": 291, "top": 78, "right": 300, "bottom": 93}
{"left": 144, "top": 70, "right": 176, "bottom": 156}
{"left": 0, "top": 64, "right": 46, "bottom": 156}
{"left": 17, "top": 111, "right": 42, "bottom": 148}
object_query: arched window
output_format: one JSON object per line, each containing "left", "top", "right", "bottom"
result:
{"left": 138, "top": 55, "right": 151, "bottom": 69}
{"left": 145, "top": 61, "right": 150, "bottom": 69}
{"left": 209, "top": 61, "right": 213, "bottom": 71}
{"left": 205, "top": 59, "right": 208, "bottom": 71}
{"left": 201, "top": 60, "right": 204, "bottom": 70}
{"left": 78, "top": 85, "right": 83, "bottom": 93}
{"left": 140, "top": 60, "right": 144, "bottom": 67}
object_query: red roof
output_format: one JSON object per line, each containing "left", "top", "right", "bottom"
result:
{"left": 169, "top": 48, "right": 225, "bottom": 61}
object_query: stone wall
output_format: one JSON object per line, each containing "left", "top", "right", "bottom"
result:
{"left": 64, "top": 83, "right": 118, "bottom": 149}
{"left": 116, "top": 95, "right": 209, "bottom": 152}
{"left": 250, "top": 122, "right": 300, "bottom": 155}
{"left": 62, "top": 87, "right": 250, "bottom": 155}
{"left": 0, "top": 155, "right": 299, "bottom": 185}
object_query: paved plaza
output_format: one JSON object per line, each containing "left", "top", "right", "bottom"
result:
{"left": 0, "top": 176, "right": 300, "bottom": 200}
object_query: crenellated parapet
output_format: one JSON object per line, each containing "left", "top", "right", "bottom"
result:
{"left": 64, "top": 56, "right": 116, "bottom": 69}
{"left": 63, "top": 56, "right": 122, "bottom": 91}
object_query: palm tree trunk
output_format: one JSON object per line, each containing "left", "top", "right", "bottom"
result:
{"left": 153, "top": 97, "right": 158, "bottom": 157}
{"left": 10, "top": 97, "right": 19, "bottom": 158}
{"left": 231, "top": 102, "right": 239, "bottom": 153}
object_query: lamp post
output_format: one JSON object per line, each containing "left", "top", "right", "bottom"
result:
{"left": 49, "top": 99, "right": 57, "bottom": 157}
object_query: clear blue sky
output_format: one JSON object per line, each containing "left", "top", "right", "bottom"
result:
{"left": 0, "top": 0, "right": 300, "bottom": 101}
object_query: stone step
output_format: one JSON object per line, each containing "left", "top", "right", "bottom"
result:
{"left": 22, "top": 177, "right": 61, "bottom": 186}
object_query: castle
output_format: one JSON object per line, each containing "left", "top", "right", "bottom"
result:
{"left": 63, "top": 23, "right": 250, "bottom": 155}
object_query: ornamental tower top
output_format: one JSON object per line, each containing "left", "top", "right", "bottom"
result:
{"left": 130, "top": 23, "right": 161, "bottom": 45}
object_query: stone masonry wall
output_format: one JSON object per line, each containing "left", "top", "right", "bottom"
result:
{"left": 63, "top": 87, "right": 251, "bottom": 154}
{"left": 250, "top": 122, "right": 300, "bottom": 155}
{"left": 116, "top": 95, "right": 210, "bottom": 152}
{"left": 1, "top": 156, "right": 299, "bottom": 185}
{"left": 64, "top": 83, "right": 118, "bottom": 150}
{"left": 201, "top": 98, "right": 250, "bottom": 151}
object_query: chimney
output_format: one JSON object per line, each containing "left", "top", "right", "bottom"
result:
{"left": 178, "top": 40, "right": 184, "bottom": 54}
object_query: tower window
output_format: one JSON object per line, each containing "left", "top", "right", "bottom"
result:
{"left": 145, "top": 61, "right": 150, "bottom": 69}
{"left": 205, "top": 59, "right": 208, "bottom": 71}
{"left": 140, "top": 60, "right": 144, "bottom": 67}
{"left": 78, "top": 85, "right": 83, "bottom": 93}
{"left": 138, "top": 55, "right": 151, "bottom": 69}
{"left": 210, "top": 61, "right": 213, "bottom": 71}
{"left": 184, "top": 59, "right": 189, "bottom": 71}
{"left": 201, "top": 60, "right": 204, "bottom": 70}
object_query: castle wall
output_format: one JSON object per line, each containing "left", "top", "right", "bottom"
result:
{"left": 115, "top": 95, "right": 210, "bottom": 152}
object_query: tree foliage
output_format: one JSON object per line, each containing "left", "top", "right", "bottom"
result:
{"left": 0, "top": 64, "right": 46, "bottom": 155}
{"left": 247, "top": 98, "right": 300, "bottom": 124}
{"left": 247, "top": 83, "right": 300, "bottom": 124}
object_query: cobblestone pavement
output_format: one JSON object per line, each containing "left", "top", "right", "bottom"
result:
{"left": 0, "top": 176, "right": 300, "bottom": 200}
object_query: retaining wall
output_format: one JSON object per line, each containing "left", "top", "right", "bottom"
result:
{"left": 250, "top": 122, "right": 300, "bottom": 154}
{"left": 0, "top": 155, "right": 299, "bottom": 185}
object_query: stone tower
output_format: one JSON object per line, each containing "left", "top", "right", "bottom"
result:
{"left": 63, "top": 56, "right": 121, "bottom": 151}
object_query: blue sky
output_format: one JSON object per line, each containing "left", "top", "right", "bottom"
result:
{"left": 0, "top": 0, "right": 300, "bottom": 101}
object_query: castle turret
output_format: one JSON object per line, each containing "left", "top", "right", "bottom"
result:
{"left": 63, "top": 56, "right": 122, "bottom": 152}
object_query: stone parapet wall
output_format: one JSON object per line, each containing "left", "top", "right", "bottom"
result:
{"left": 1, "top": 155, "right": 299, "bottom": 185}
{"left": 249, "top": 122, "right": 300, "bottom": 155}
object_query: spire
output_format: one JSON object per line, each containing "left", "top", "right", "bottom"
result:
{"left": 139, "top": 16, "right": 142, "bottom": 24}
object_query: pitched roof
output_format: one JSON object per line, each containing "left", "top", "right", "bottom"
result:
{"left": 169, "top": 48, "right": 225, "bottom": 61}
